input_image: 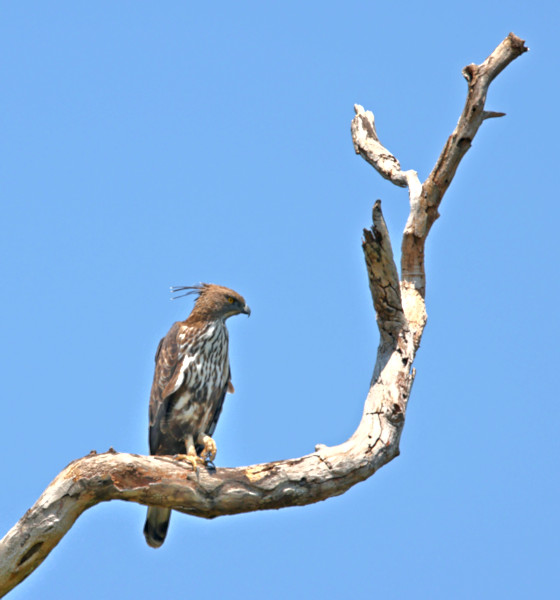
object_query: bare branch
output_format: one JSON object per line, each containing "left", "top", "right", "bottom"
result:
{"left": 402, "top": 33, "right": 528, "bottom": 295}
{"left": 362, "top": 200, "right": 406, "bottom": 344}
{"left": 351, "top": 33, "right": 527, "bottom": 298}
{"left": 351, "top": 104, "right": 412, "bottom": 188}
{"left": 1, "top": 362, "right": 411, "bottom": 597}
{"left": 0, "top": 202, "right": 419, "bottom": 594}
{"left": 0, "top": 33, "right": 527, "bottom": 597}
{"left": 482, "top": 110, "right": 506, "bottom": 120}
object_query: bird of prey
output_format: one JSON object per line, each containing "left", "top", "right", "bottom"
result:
{"left": 143, "top": 283, "right": 250, "bottom": 548}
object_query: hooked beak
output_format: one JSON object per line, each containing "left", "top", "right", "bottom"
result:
{"left": 243, "top": 304, "right": 251, "bottom": 316}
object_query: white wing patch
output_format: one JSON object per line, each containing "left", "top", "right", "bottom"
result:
{"left": 179, "top": 355, "right": 196, "bottom": 379}
{"left": 171, "top": 355, "right": 196, "bottom": 408}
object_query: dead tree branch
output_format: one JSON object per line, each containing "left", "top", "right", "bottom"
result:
{"left": 0, "top": 33, "right": 527, "bottom": 598}
{"left": 353, "top": 33, "right": 527, "bottom": 298}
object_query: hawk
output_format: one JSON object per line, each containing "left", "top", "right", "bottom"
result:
{"left": 143, "top": 283, "right": 250, "bottom": 548}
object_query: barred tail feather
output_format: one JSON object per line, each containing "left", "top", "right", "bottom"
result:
{"left": 144, "top": 507, "right": 171, "bottom": 548}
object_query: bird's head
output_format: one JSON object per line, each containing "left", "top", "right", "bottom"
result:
{"left": 172, "top": 283, "right": 250, "bottom": 321}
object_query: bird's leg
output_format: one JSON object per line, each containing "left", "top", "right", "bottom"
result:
{"left": 196, "top": 433, "right": 217, "bottom": 463}
{"left": 174, "top": 435, "right": 205, "bottom": 470}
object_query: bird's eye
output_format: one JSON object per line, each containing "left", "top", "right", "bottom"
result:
{"left": 227, "top": 297, "right": 235, "bottom": 304}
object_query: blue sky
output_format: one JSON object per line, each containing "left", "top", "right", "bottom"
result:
{"left": 1, "top": 2, "right": 558, "bottom": 599}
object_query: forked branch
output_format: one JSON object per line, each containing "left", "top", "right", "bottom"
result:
{"left": 0, "top": 33, "right": 527, "bottom": 598}
{"left": 352, "top": 32, "right": 527, "bottom": 297}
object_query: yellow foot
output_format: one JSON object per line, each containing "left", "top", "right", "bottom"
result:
{"left": 197, "top": 435, "right": 217, "bottom": 463}
{"left": 174, "top": 453, "right": 205, "bottom": 470}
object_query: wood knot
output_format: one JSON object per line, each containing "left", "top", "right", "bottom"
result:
{"left": 462, "top": 63, "right": 477, "bottom": 82}
{"left": 387, "top": 402, "right": 405, "bottom": 424}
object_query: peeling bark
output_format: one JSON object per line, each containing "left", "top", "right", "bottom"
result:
{"left": 0, "top": 33, "right": 527, "bottom": 598}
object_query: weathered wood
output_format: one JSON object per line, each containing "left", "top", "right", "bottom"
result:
{"left": 352, "top": 33, "right": 528, "bottom": 298}
{"left": 0, "top": 33, "right": 527, "bottom": 598}
{"left": 402, "top": 33, "right": 528, "bottom": 297}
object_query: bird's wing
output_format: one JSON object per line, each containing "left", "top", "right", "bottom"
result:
{"left": 206, "top": 365, "right": 231, "bottom": 437}
{"left": 148, "top": 322, "right": 189, "bottom": 453}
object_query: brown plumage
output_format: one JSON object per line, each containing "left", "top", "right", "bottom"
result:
{"left": 143, "top": 283, "right": 250, "bottom": 548}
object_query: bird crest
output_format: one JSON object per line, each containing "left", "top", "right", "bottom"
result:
{"left": 170, "top": 283, "right": 208, "bottom": 300}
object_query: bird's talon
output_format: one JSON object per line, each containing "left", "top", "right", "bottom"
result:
{"left": 199, "top": 435, "right": 217, "bottom": 463}
{"left": 174, "top": 453, "right": 204, "bottom": 470}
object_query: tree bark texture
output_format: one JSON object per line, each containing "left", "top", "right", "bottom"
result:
{"left": 0, "top": 33, "right": 527, "bottom": 598}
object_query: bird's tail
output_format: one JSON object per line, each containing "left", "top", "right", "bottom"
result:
{"left": 143, "top": 507, "right": 171, "bottom": 548}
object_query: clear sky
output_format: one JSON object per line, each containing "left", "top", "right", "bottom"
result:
{"left": 1, "top": 2, "right": 558, "bottom": 599}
